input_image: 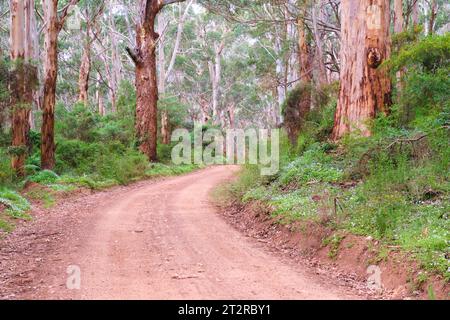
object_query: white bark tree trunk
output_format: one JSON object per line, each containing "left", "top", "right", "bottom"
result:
{"left": 312, "top": 0, "right": 328, "bottom": 86}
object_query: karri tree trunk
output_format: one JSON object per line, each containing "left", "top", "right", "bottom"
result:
{"left": 41, "top": 0, "right": 79, "bottom": 170}
{"left": 312, "top": 0, "right": 328, "bottom": 86}
{"left": 159, "top": 0, "right": 193, "bottom": 145}
{"left": 227, "top": 104, "right": 235, "bottom": 129}
{"left": 412, "top": 1, "right": 420, "bottom": 27}
{"left": 298, "top": 17, "right": 311, "bottom": 85}
{"left": 128, "top": 0, "right": 185, "bottom": 162}
{"left": 41, "top": 0, "right": 59, "bottom": 170}
{"left": 394, "top": 0, "right": 405, "bottom": 97}
{"left": 297, "top": 13, "right": 312, "bottom": 118}
{"left": 10, "top": 0, "right": 36, "bottom": 175}
{"left": 78, "top": 23, "right": 91, "bottom": 105}
{"left": 428, "top": 0, "right": 437, "bottom": 35}
{"left": 78, "top": 3, "right": 104, "bottom": 106}
{"left": 158, "top": 12, "right": 170, "bottom": 145}
{"left": 332, "top": 0, "right": 392, "bottom": 140}
{"left": 208, "top": 38, "right": 225, "bottom": 125}
{"left": 394, "top": 0, "right": 404, "bottom": 34}
{"left": 108, "top": 5, "right": 121, "bottom": 113}
{"left": 26, "top": 0, "right": 38, "bottom": 130}
{"left": 95, "top": 72, "right": 105, "bottom": 115}
{"left": 274, "top": 30, "right": 285, "bottom": 127}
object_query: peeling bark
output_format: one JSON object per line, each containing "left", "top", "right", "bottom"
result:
{"left": 10, "top": 0, "right": 27, "bottom": 175}
{"left": 78, "top": 24, "right": 91, "bottom": 105}
{"left": 10, "top": 0, "right": 36, "bottom": 175}
{"left": 41, "top": 0, "right": 80, "bottom": 170}
{"left": 130, "top": 0, "right": 185, "bottom": 162}
{"left": 41, "top": 0, "right": 59, "bottom": 170}
{"left": 332, "top": 0, "right": 392, "bottom": 140}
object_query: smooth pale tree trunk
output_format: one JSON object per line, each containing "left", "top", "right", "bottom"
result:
{"left": 128, "top": 0, "right": 185, "bottom": 162}
{"left": 158, "top": 13, "right": 170, "bottom": 145}
{"left": 297, "top": 14, "right": 312, "bottom": 119}
{"left": 394, "top": 0, "right": 405, "bottom": 96}
{"left": 26, "top": 0, "right": 39, "bottom": 129}
{"left": 412, "top": 1, "right": 420, "bottom": 27}
{"left": 208, "top": 39, "right": 225, "bottom": 125}
{"left": 274, "top": 30, "right": 285, "bottom": 127}
{"left": 96, "top": 73, "right": 105, "bottom": 116}
{"left": 227, "top": 104, "right": 235, "bottom": 129}
{"left": 78, "top": 23, "right": 91, "bottom": 105}
{"left": 165, "top": 0, "right": 193, "bottom": 81}
{"left": 332, "top": 0, "right": 392, "bottom": 140}
{"left": 394, "top": 0, "right": 404, "bottom": 33}
{"left": 92, "top": 39, "right": 113, "bottom": 114}
{"left": 312, "top": 1, "right": 328, "bottom": 86}
{"left": 285, "top": 1, "right": 298, "bottom": 90}
{"left": 160, "top": 0, "right": 193, "bottom": 144}
{"left": 108, "top": 8, "right": 121, "bottom": 113}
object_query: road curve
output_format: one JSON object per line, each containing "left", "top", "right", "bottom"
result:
{"left": 8, "top": 166, "right": 358, "bottom": 300}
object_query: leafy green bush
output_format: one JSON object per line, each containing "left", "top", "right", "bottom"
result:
{"left": 56, "top": 103, "right": 100, "bottom": 142}
{"left": 0, "top": 188, "right": 31, "bottom": 219}
{"left": 53, "top": 138, "right": 151, "bottom": 186}
{"left": 28, "top": 170, "right": 60, "bottom": 185}
{"left": 231, "top": 97, "right": 449, "bottom": 278}
{"left": 104, "top": 151, "right": 149, "bottom": 185}
{"left": 58, "top": 175, "right": 117, "bottom": 190}
{"left": 387, "top": 33, "right": 449, "bottom": 73}
{"left": 278, "top": 145, "right": 343, "bottom": 186}
{"left": 158, "top": 94, "right": 189, "bottom": 131}
{"left": 0, "top": 148, "right": 16, "bottom": 187}
{"left": 385, "top": 33, "right": 450, "bottom": 126}
{"left": 282, "top": 82, "right": 337, "bottom": 146}
{"left": 55, "top": 139, "right": 107, "bottom": 173}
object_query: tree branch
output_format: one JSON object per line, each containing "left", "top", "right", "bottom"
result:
{"left": 126, "top": 47, "right": 141, "bottom": 66}
{"left": 58, "top": 0, "right": 80, "bottom": 31}
{"left": 165, "top": 0, "right": 193, "bottom": 82}
{"left": 161, "top": 0, "right": 186, "bottom": 6}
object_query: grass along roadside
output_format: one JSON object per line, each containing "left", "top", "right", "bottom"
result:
{"left": 224, "top": 155, "right": 448, "bottom": 279}
{"left": 214, "top": 161, "right": 449, "bottom": 299}
{"left": 212, "top": 115, "right": 449, "bottom": 296}
{"left": 0, "top": 163, "right": 201, "bottom": 234}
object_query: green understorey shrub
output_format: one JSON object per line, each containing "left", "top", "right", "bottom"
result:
{"left": 0, "top": 188, "right": 31, "bottom": 220}
{"left": 231, "top": 34, "right": 450, "bottom": 278}
{"left": 0, "top": 81, "right": 197, "bottom": 232}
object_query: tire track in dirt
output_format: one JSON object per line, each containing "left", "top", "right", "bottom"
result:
{"left": 1, "top": 166, "right": 360, "bottom": 300}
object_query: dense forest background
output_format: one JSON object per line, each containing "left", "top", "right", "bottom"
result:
{"left": 0, "top": 0, "right": 449, "bottom": 292}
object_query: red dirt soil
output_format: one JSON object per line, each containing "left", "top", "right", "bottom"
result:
{"left": 1, "top": 166, "right": 369, "bottom": 300}
{"left": 218, "top": 199, "right": 449, "bottom": 300}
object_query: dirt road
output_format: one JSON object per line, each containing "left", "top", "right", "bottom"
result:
{"left": 0, "top": 166, "right": 359, "bottom": 300}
